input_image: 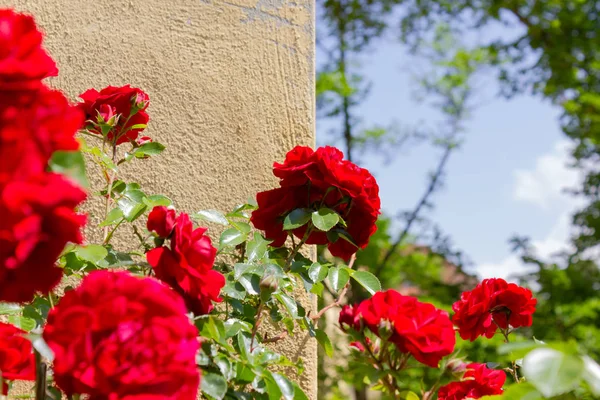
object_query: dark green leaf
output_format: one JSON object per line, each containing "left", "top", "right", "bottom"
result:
{"left": 328, "top": 267, "right": 350, "bottom": 292}
{"left": 49, "top": 150, "right": 89, "bottom": 188}
{"left": 117, "top": 189, "right": 148, "bottom": 222}
{"left": 308, "top": 262, "right": 328, "bottom": 283}
{"left": 194, "top": 210, "right": 229, "bottom": 225}
{"left": 272, "top": 373, "right": 295, "bottom": 400}
{"left": 311, "top": 208, "right": 340, "bottom": 231}
{"left": 283, "top": 208, "right": 312, "bottom": 230}
{"left": 201, "top": 372, "right": 227, "bottom": 400}
{"left": 292, "top": 383, "right": 309, "bottom": 400}
{"left": 238, "top": 274, "right": 260, "bottom": 295}
{"left": 275, "top": 293, "right": 298, "bottom": 319}
{"left": 351, "top": 271, "right": 381, "bottom": 295}
{"left": 143, "top": 195, "right": 172, "bottom": 208}
{"left": 246, "top": 232, "right": 271, "bottom": 262}
{"left": 133, "top": 142, "right": 165, "bottom": 158}
{"left": 219, "top": 228, "right": 247, "bottom": 248}
{"left": 315, "top": 329, "right": 333, "bottom": 357}
{"left": 99, "top": 208, "right": 123, "bottom": 227}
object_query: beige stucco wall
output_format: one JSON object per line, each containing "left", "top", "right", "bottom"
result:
{"left": 3, "top": 0, "right": 316, "bottom": 398}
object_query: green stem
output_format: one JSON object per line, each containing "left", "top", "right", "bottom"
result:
{"left": 283, "top": 227, "right": 312, "bottom": 271}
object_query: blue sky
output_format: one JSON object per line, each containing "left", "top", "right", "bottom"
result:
{"left": 317, "top": 24, "right": 578, "bottom": 280}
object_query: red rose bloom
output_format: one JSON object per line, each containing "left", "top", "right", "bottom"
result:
{"left": 0, "top": 9, "right": 57, "bottom": 90}
{"left": 147, "top": 206, "right": 176, "bottom": 238}
{"left": 0, "top": 87, "right": 83, "bottom": 184}
{"left": 339, "top": 304, "right": 362, "bottom": 332}
{"left": 78, "top": 85, "right": 149, "bottom": 145}
{"left": 147, "top": 210, "right": 225, "bottom": 315}
{"left": 250, "top": 146, "right": 380, "bottom": 260}
{"left": 438, "top": 363, "right": 506, "bottom": 400}
{"left": 452, "top": 278, "right": 537, "bottom": 341}
{"left": 347, "top": 290, "right": 456, "bottom": 368}
{"left": 0, "top": 322, "right": 36, "bottom": 395}
{"left": 0, "top": 173, "right": 86, "bottom": 303}
{"left": 43, "top": 271, "right": 200, "bottom": 399}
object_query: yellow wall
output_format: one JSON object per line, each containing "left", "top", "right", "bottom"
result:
{"left": 3, "top": 0, "right": 317, "bottom": 397}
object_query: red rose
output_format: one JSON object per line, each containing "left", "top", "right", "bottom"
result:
{"left": 250, "top": 146, "right": 380, "bottom": 260}
{"left": 452, "top": 278, "right": 537, "bottom": 341}
{"left": 0, "top": 173, "right": 86, "bottom": 303}
{"left": 350, "top": 290, "right": 456, "bottom": 368}
{"left": 438, "top": 363, "right": 506, "bottom": 400}
{"left": 0, "top": 87, "right": 83, "bottom": 184}
{"left": 339, "top": 304, "right": 362, "bottom": 332}
{"left": 43, "top": 271, "right": 200, "bottom": 399}
{"left": 147, "top": 212, "right": 225, "bottom": 315}
{"left": 77, "top": 85, "right": 149, "bottom": 145}
{"left": 147, "top": 206, "right": 176, "bottom": 238}
{"left": 0, "top": 9, "right": 57, "bottom": 90}
{"left": 0, "top": 322, "right": 36, "bottom": 395}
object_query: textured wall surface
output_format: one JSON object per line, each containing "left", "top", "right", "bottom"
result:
{"left": 3, "top": 0, "right": 316, "bottom": 397}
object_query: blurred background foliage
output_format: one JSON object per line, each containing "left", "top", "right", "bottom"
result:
{"left": 315, "top": 0, "right": 600, "bottom": 398}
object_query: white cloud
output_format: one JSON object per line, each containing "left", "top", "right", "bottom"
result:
{"left": 477, "top": 141, "right": 580, "bottom": 281}
{"left": 513, "top": 141, "right": 578, "bottom": 210}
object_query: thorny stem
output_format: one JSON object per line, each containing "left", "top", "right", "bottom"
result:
{"left": 250, "top": 302, "right": 265, "bottom": 352}
{"left": 283, "top": 227, "right": 312, "bottom": 272}
{"left": 311, "top": 254, "right": 356, "bottom": 320}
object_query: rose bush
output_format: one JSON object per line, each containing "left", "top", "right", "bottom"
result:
{"left": 0, "top": 7, "right": 598, "bottom": 400}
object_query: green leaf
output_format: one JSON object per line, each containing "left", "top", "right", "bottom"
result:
{"left": 237, "top": 274, "right": 260, "bottom": 295}
{"left": 219, "top": 228, "right": 247, "bottom": 248}
{"left": 222, "top": 282, "right": 246, "bottom": 300}
{"left": 133, "top": 142, "right": 165, "bottom": 158}
{"left": 275, "top": 293, "right": 298, "bottom": 319}
{"left": 292, "top": 383, "right": 309, "bottom": 400}
{"left": 315, "top": 329, "right": 333, "bottom": 357}
{"left": 224, "top": 318, "right": 252, "bottom": 338}
{"left": 143, "top": 195, "right": 172, "bottom": 208}
{"left": 480, "top": 383, "right": 542, "bottom": 400}
{"left": 75, "top": 244, "right": 108, "bottom": 264}
{"left": 49, "top": 150, "right": 89, "bottom": 188}
{"left": 582, "top": 356, "right": 600, "bottom": 396}
{"left": 328, "top": 267, "right": 350, "bottom": 292}
{"left": 246, "top": 232, "right": 270, "bottom": 262}
{"left": 0, "top": 303, "right": 21, "bottom": 315}
{"left": 308, "top": 262, "right": 328, "bottom": 283}
{"left": 8, "top": 315, "right": 36, "bottom": 331}
{"left": 263, "top": 372, "right": 283, "bottom": 400}
{"left": 99, "top": 208, "right": 123, "bottom": 227}
{"left": 498, "top": 341, "right": 542, "bottom": 359}
{"left": 201, "top": 372, "right": 227, "bottom": 400}
{"left": 272, "top": 373, "right": 294, "bottom": 400}
{"left": 522, "top": 348, "right": 584, "bottom": 397}
{"left": 399, "top": 392, "right": 420, "bottom": 400}
{"left": 117, "top": 189, "right": 148, "bottom": 222}
{"left": 311, "top": 208, "right": 340, "bottom": 231}
{"left": 283, "top": 208, "right": 312, "bottom": 230}
{"left": 351, "top": 271, "right": 381, "bottom": 295}
{"left": 194, "top": 210, "right": 229, "bottom": 225}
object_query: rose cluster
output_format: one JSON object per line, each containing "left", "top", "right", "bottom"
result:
{"left": 452, "top": 278, "right": 537, "bottom": 341}
{"left": 0, "top": 9, "right": 86, "bottom": 303}
{"left": 77, "top": 84, "right": 151, "bottom": 146}
{"left": 251, "top": 146, "right": 380, "bottom": 260}
{"left": 438, "top": 363, "right": 506, "bottom": 400}
{"left": 339, "top": 290, "right": 456, "bottom": 367}
{"left": 146, "top": 206, "right": 226, "bottom": 315}
{"left": 43, "top": 270, "right": 200, "bottom": 399}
